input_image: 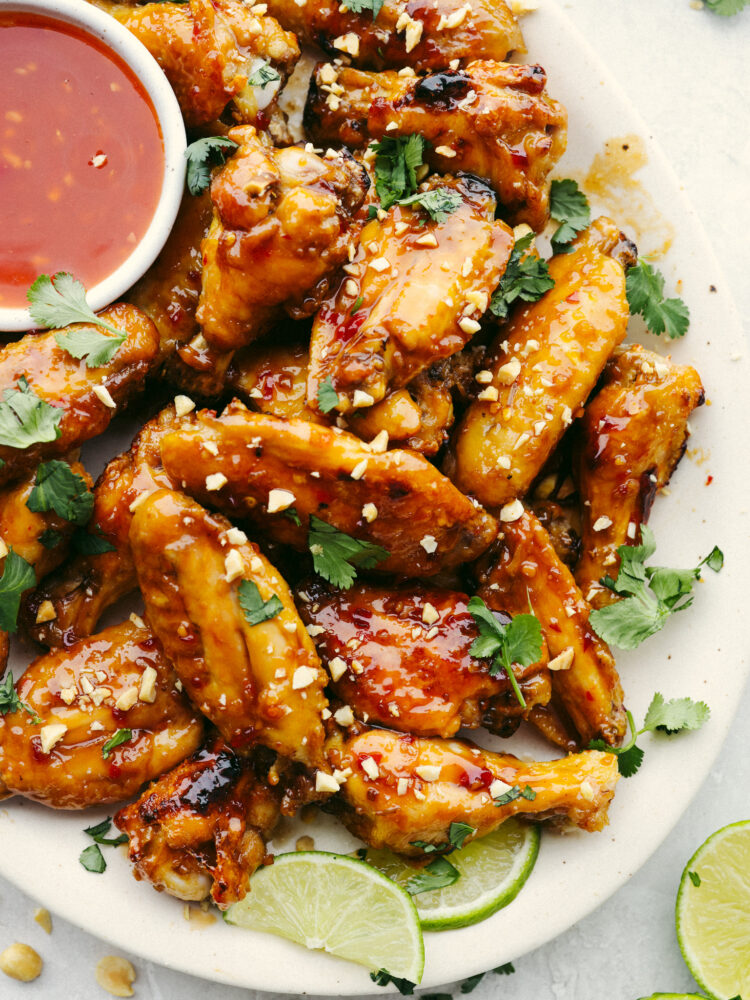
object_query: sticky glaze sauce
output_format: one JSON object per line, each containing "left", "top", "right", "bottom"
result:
{"left": 0, "top": 11, "right": 164, "bottom": 307}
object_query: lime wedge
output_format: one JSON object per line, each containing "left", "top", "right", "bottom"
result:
{"left": 365, "top": 818, "right": 540, "bottom": 931}
{"left": 225, "top": 851, "right": 424, "bottom": 983}
{"left": 637, "top": 994, "right": 708, "bottom": 998}
{"left": 675, "top": 819, "right": 750, "bottom": 1000}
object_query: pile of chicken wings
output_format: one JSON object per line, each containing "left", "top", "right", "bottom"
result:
{"left": 0, "top": 0, "right": 704, "bottom": 909}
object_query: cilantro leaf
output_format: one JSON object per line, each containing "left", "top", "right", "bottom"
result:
{"left": 0, "top": 670, "right": 41, "bottom": 722}
{"left": 467, "top": 596, "right": 542, "bottom": 707}
{"left": 406, "top": 856, "right": 460, "bottom": 895}
{"left": 72, "top": 529, "right": 117, "bottom": 555}
{"left": 614, "top": 742, "right": 645, "bottom": 778}
{"left": 102, "top": 728, "right": 133, "bottom": 760}
{"left": 308, "top": 516, "right": 389, "bottom": 589}
{"left": 27, "top": 272, "right": 125, "bottom": 338}
{"left": 0, "top": 549, "right": 36, "bottom": 632}
{"left": 238, "top": 579, "right": 283, "bottom": 626}
{"left": 688, "top": 870, "right": 701, "bottom": 887}
{"left": 372, "top": 134, "right": 426, "bottom": 210}
{"left": 39, "top": 528, "right": 64, "bottom": 549}
{"left": 79, "top": 843, "right": 107, "bottom": 873}
{"left": 493, "top": 783, "right": 536, "bottom": 806}
{"left": 350, "top": 296, "right": 364, "bottom": 315}
{"left": 370, "top": 970, "right": 416, "bottom": 995}
{"left": 489, "top": 232, "right": 555, "bottom": 320}
{"left": 247, "top": 61, "right": 280, "bottom": 88}
{"left": 397, "top": 186, "right": 463, "bottom": 223}
{"left": 448, "top": 821, "right": 475, "bottom": 850}
{"left": 54, "top": 325, "right": 127, "bottom": 368}
{"left": 460, "top": 973, "right": 485, "bottom": 994}
{"left": 345, "top": 0, "right": 385, "bottom": 17}
{"left": 83, "top": 816, "right": 128, "bottom": 847}
{"left": 0, "top": 378, "right": 62, "bottom": 451}
{"left": 494, "top": 963, "right": 516, "bottom": 975}
{"left": 317, "top": 376, "right": 340, "bottom": 414}
{"left": 27, "top": 460, "right": 94, "bottom": 526}
{"left": 549, "top": 179, "right": 591, "bottom": 253}
{"left": 185, "top": 136, "right": 239, "bottom": 196}
{"left": 626, "top": 259, "right": 690, "bottom": 339}
{"left": 705, "top": 0, "right": 748, "bottom": 13}
{"left": 590, "top": 526, "right": 723, "bottom": 649}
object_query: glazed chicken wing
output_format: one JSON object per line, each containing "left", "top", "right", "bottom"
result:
{"left": 22, "top": 404, "right": 192, "bottom": 648}
{"left": 445, "top": 218, "right": 636, "bottom": 506}
{"left": 327, "top": 727, "right": 619, "bottom": 854}
{"left": 298, "top": 580, "right": 550, "bottom": 739}
{"left": 158, "top": 404, "right": 499, "bottom": 577}
{"left": 116, "top": 739, "right": 279, "bottom": 907}
{"left": 0, "top": 304, "right": 158, "bottom": 488}
{"left": 574, "top": 346, "right": 705, "bottom": 607}
{"left": 0, "top": 621, "right": 203, "bottom": 808}
{"left": 264, "top": 0, "right": 522, "bottom": 72}
{"left": 307, "top": 174, "right": 512, "bottom": 414}
{"left": 477, "top": 507, "right": 626, "bottom": 748}
{"left": 98, "top": 0, "right": 299, "bottom": 127}
{"left": 197, "top": 126, "right": 370, "bottom": 353}
{"left": 129, "top": 488, "right": 328, "bottom": 767}
{"left": 227, "top": 336, "right": 324, "bottom": 424}
{"left": 305, "top": 61, "right": 567, "bottom": 230}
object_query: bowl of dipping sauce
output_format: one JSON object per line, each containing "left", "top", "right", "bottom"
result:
{"left": 0, "top": 0, "right": 186, "bottom": 331}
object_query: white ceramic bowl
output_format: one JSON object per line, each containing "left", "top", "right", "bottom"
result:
{"left": 0, "top": 0, "right": 186, "bottom": 332}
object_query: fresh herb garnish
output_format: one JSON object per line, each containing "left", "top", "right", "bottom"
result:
{"left": 39, "top": 528, "right": 64, "bottom": 549}
{"left": 79, "top": 843, "right": 107, "bottom": 874}
{"left": 626, "top": 259, "right": 690, "bottom": 339}
{"left": 317, "top": 376, "right": 340, "bottom": 414}
{"left": 589, "top": 526, "right": 723, "bottom": 649}
{"left": 345, "top": 0, "right": 385, "bottom": 18}
{"left": 102, "top": 728, "right": 133, "bottom": 760}
{"left": 27, "top": 460, "right": 94, "bottom": 526}
{"left": 372, "top": 134, "right": 426, "bottom": 210}
{"left": 705, "top": 0, "right": 748, "bottom": 13}
{"left": 370, "top": 970, "right": 416, "bottom": 994}
{"left": 397, "top": 186, "right": 463, "bottom": 223}
{"left": 0, "top": 671, "right": 40, "bottom": 722}
{"left": 460, "top": 973, "right": 485, "bottom": 994}
{"left": 185, "top": 136, "right": 239, "bottom": 196}
{"left": 493, "top": 784, "right": 536, "bottom": 806}
{"left": 467, "top": 596, "right": 542, "bottom": 708}
{"left": 238, "top": 579, "right": 283, "bottom": 626}
{"left": 688, "top": 870, "right": 702, "bottom": 887}
{"left": 247, "top": 61, "right": 280, "bottom": 88}
{"left": 0, "top": 549, "right": 36, "bottom": 633}
{"left": 83, "top": 816, "right": 128, "bottom": 847}
{"left": 308, "top": 516, "right": 389, "bottom": 590}
{"left": 589, "top": 692, "right": 710, "bottom": 777}
{"left": 494, "top": 962, "right": 516, "bottom": 975}
{"left": 27, "top": 272, "right": 126, "bottom": 350}
{"left": 406, "top": 856, "right": 460, "bottom": 895}
{"left": 350, "top": 296, "right": 364, "bottom": 315}
{"left": 284, "top": 507, "right": 302, "bottom": 527}
{"left": 549, "top": 178, "right": 591, "bottom": 253}
{"left": 72, "top": 528, "right": 117, "bottom": 555}
{"left": 0, "top": 377, "right": 62, "bottom": 451}
{"left": 489, "top": 232, "right": 555, "bottom": 320}
{"left": 411, "top": 821, "right": 476, "bottom": 855}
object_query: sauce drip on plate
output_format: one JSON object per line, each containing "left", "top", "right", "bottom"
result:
{"left": 0, "top": 11, "right": 164, "bottom": 308}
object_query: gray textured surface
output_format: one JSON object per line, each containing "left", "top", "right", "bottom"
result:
{"left": 1, "top": 1, "right": 748, "bottom": 997}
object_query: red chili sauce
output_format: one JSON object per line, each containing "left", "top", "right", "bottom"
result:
{"left": 0, "top": 11, "right": 164, "bottom": 308}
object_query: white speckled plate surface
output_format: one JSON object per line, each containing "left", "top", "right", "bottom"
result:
{"left": 1, "top": 2, "right": 748, "bottom": 993}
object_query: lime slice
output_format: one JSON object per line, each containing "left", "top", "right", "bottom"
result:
{"left": 365, "top": 818, "right": 540, "bottom": 931}
{"left": 225, "top": 851, "right": 424, "bottom": 983}
{"left": 676, "top": 819, "right": 750, "bottom": 1000}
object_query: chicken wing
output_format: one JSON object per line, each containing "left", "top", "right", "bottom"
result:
{"left": 227, "top": 336, "right": 325, "bottom": 424}
{"left": 307, "top": 174, "right": 512, "bottom": 413}
{"left": 21, "top": 404, "right": 192, "bottom": 648}
{"left": 115, "top": 739, "right": 279, "bottom": 907}
{"left": 298, "top": 580, "right": 550, "bottom": 739}
{"left": 158, "top": 403, "right": 499, "bottom": 577}
{"left": 97, "top": 0, "right": 299, "bottom": 127}
{"left": 477, "top": 507, "right": 626, "bottom": 748}
{"left": 0, "top": 621, "right": 203, "bottom": 808}
{"left": 197, "top": 126, "right": 370, "bottom": 353}
{"left": 445, "top": 218, "right": 636, "bottom": 506}
{"left": 574, "top": 346, "right": 704, "bottom": 607}
{"left": 129, "top": 489, "right": 328, "bottom": 766}
{"left": 264, "top": 0, "right": 522, "bottom": 72}
{"left": 327, "top": 727, "right": 619, "bottom": 854}
{"left": 0, "top": 304, "right": 158, "bottom": 488}
{"left": 305, "top": 61, "right": 567, "bottom": 230}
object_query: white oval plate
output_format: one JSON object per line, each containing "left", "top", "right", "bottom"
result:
{"left": 1, "top": 1, "right": 749, "bottom": 993}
